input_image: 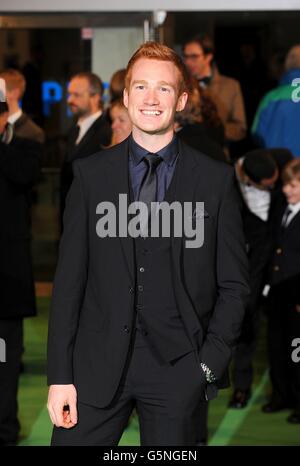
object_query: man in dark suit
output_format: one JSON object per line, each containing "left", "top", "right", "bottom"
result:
{"left": 47, "top": 42, "right": 249, "bottom": 446}
{"left": 0, "top": 69, "right": 45, "bottom": 144}
{"left": 0, "top": 79, "right": 41, "bottom": 445}
{"left": 60, "top": 72, "right": 111, "bottom": 224}
{"left": 229, "top": 150, "right": 279, "bottom": 408}
{"left": 229, "top": 149, "right": 293, "bottom": 409}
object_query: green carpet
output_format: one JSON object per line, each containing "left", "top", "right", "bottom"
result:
{"left": 18, "top": 297, "right": 300, "bottom": 446}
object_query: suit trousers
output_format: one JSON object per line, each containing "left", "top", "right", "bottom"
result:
{"left": 231, "top": 245, "right": 267, "bottom": 390}
{"left": 51, "top": 329, "right": 207, "bottom": 446}
{"left": 0, "top": 318, "right": 23, "bottom": 445}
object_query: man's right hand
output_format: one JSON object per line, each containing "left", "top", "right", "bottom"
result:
{"left": 47, "top": 384, "right": 78, "bottom": 428}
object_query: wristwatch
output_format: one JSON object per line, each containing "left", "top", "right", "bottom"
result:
{"left": 200, "top": 362, "right": 217, "bottom": 384}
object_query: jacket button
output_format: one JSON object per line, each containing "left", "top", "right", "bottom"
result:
{"left": 276, "top": 248, "right": 282, "bottom": 255}
{"left": 139, "top": 267, "right": 145, "bottom": 273}
{"left": 138, "top": 285, "right": 144, "bottom": 292}
{"left": 274, "top": 265, "right": 280, "bottom": 271}
{"left": 123, "top": 325, "right": 130, "bottom": 333}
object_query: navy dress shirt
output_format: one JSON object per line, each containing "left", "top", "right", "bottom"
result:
{"left": 128, "top": 134, "right": 179, "bottom": 202}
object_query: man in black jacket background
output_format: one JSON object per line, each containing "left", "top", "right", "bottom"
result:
{"left": 60, "top": 72, "right": 111, "bottom": 226}
{"left": 0, "top": 79, "right": 41, "bottom": 445}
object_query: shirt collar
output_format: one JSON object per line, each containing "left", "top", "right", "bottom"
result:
{"left": 8, "top": 109, "right": 22, "bottom": 125}
{"left": 77, "top": 110, "right": 102, "bottom": 131}
{"left": 129, "top": 133, "right": 178, "bottom": 167}
{"left": 288, "top": 200, "right": 300, "bottom": 214}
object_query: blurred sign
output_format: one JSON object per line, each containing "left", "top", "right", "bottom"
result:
{"left": 42, "top": 80, "right": 109, "bottom": 116}
{"left": 81, "top": 28, "right": 93, "bottom": 40}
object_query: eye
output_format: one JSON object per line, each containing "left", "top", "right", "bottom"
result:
{"left": 160, "top": 86, "right": 170, "bottom": 93}
{"left": 136, "top": 85, "right": 145, "bottom": 90}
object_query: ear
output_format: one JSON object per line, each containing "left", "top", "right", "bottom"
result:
{"left": 176, "top": 91, "right": 188, "bottom": 112}
{"left": 93, "top": 93, "right": 101, "bottom": 107}
{"left": 206, "top": 53, "right": 214, "bottom": 66}
{"left": 14, "top": 88, "right": 23, "bottom": 101}
{"left": 123, "top": 88, "right": 129, "bottom": 109}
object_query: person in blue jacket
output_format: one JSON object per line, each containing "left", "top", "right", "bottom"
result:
{"left": 252, "top": 45, "right": 300, "bottom": 158}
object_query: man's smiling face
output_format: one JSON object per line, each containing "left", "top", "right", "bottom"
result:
{"left": 123, "top": 58, "right": 187, "bottom": 138}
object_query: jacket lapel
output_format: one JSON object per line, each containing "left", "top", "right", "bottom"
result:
{"left": 285, "top": 208, "right": 300, "bottom": 231}
{"left": 75, "top": 117, "right": 98, "bottom": 152}
{"left": 170, "top": 140, "right": 205, "bottom": 342}
{"left": 13, "top": 113, "right": 27, "bottom": 131}
{"left": 106, "top": 138, "right": 135, "bottom": 283}
{"left": 170, "top": 139, "right": 200, "bottom": 254}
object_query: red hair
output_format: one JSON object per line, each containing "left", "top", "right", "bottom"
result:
{"left": 125, "top": 42, "right": 189, "bottom": 96}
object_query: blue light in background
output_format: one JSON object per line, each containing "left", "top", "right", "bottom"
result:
{"left": 42, "top": 81, "right": 63, "bottom": 117}
{"left": 42, "top": 80, "right": 110, "bottom": 117}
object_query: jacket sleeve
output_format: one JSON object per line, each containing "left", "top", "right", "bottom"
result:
{"left": 251, "top": 94, "right": 271, "bottom": 148}
{"left": 224, "top": 81, "right": 247, "bottom": 142}
{"left": 47, "top": 160, "right": 88, "bottom": 385}
{"left": 200, "top": 170, "right": 250, "bottom": 379}
{"left": 0, "top": 137, "right": 41, "bottom": 186}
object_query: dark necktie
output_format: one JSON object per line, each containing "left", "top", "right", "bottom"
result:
{"left": 282, "top": 207, "right": 292, "bottom": 228}
{"left": 138, "top": 153, "right": 162, "bottom": 231}
{"left": 198, "top": 75, "right": 212, "bottom": 89}
{"left": 138, "top": 153, "right": 163, "bottom": 206}
{"left": 74, "top": 124, "right": 81, "bottom": 145}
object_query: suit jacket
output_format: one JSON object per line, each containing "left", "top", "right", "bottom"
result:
{"left": 48, "top": 137, "right": 249, "bottom": 408}
{"left": 233, "top": 179, "right": 281, "bottom": 342}
{"left": 13, "top": 113, "right": 45, "bottom": 144}
{"left": 60, "top": 114, "right": 111, "bottom": 218}
{"left": 0, "top": 136, "right": 41, "bottom": 318}
{"left": 208, "top": 67, "right": 247, "bottom": 142}
{"left": 240, "top": 187, "right": 280, "bottom": 255}
{"left": 269, "top": 199, "right": 300, "bottom": 305}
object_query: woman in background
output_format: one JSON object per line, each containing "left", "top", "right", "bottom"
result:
{"left": 109, "top": 98, "right": 132, "bottom": 146}
{"left": 175, "top": 76, "right": 226, "bottom": 163}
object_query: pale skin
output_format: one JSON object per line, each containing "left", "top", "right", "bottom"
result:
{"left": 123, "top": 58, "right": 188, "bottom": 152}
{"left": 183, "top": 42, "right": 213, "bottom": 80}
{"left": 67, "top": 77, "right": 100, "bottom": 120}
{"left": 47, "top": 57, "right": 188, "bottom": 428}
{"left": 3, "top": 85, "right": 22, "bottom": 116}
{"left": 282, "top": 178, "right": 300, "bottom": 313}
{"left": 110, "top": 104, "right": 132, "bottom": 145}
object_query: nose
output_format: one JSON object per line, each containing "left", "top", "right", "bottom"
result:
{"left": 112, "top": 120, "right": 118, "bottom": 131}
{"left": 67, "top": 94, "right": 74, "bottom": 104}
{"left": 144, "top": 88, "right": 159, "bottom": 106}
